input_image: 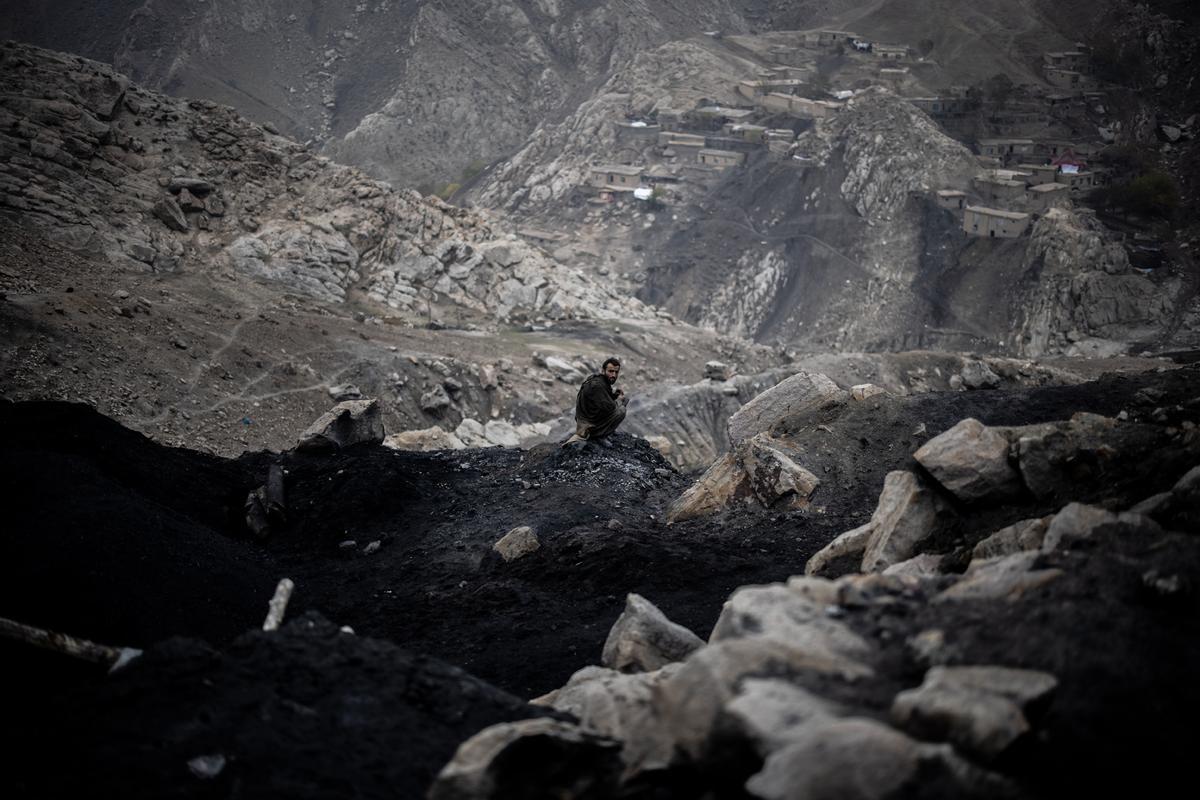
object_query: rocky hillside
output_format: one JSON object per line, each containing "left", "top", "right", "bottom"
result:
{"left": 0, "top": 0, "right": 756, "bottom": 191}
{"left": 0, "top": 41, "right": 803, "bottom": 453}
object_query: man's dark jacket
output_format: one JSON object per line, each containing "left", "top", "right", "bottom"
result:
{"left": 574, "top": 374, "right": 627, "bottom": 439}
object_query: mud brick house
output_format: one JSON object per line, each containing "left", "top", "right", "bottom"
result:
{"left": 1043, "top": 51, "right": 1090, "bottom": 72}
{"left": 1027, "top": 182, "right": 1071, "bottom": 213}
{"left": 1045, "top": 68, "right": 1084, "bottom": 90}
{"left": 977, "top": 138, "right": 1036, "bottom": 163}
{"left": 973, "top": 174, "right": 1028, "bottom": 204}
{"left": 874, "top": 44, "right": 908, "bottom": 60}
{"left": 935, "top": 189, "right": 967, "bottom": 210}
{"left": 963, "top": 206, "right": 1031, "bottom": 238}
{"left": 1015, "top": 163, "right": 1061, "bottom": 186}
{"left": 588, "top": 164, "right": 644, "bottom": 191}
{"left": 697, "top": 149, "right": 745, "bottom": 169}
{"left": 614, "top": 120, "right": 662, "bottom": 141}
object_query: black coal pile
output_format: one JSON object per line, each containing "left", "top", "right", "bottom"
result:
{"left": 7, "top": 612, "right": 554, "bottom": 799}
{"left": 1, "top": 363, "right": 1198, "bottom": 799}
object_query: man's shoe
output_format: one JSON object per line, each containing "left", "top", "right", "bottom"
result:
{"left": 561, "top": 433, "right": 587, "bottom": 448}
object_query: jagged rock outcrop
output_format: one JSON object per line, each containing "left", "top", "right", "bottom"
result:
{"left": 0, "top": 42, "right": 653, "bottom": 324}
{"left": 1014, "top": 208, "right": 1177, "bottom": 356}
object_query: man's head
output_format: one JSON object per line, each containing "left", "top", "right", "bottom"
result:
{"left": 602, "top": 357, "right": 621, "bottom": 384}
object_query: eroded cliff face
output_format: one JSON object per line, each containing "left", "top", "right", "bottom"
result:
{"left": 1014, "top": 209, "right": 1178, "bottom": 356}
{"left": 0, "top": 42, "right": 651, "bottom": 324}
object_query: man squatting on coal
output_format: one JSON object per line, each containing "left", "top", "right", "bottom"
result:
{"left": 563, "top": 357, "right": 627, "bottom": 447}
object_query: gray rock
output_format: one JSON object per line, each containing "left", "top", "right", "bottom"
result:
{"left": 655, "top": 638, "right": 872, "bottom": 761}
{"left": 861, "top": 471, "right": 949, "bottom": 573}
{"left": 601, "top": 593, "right": 704, "bottom": 673}
{"left": 492, "top": 526, "right": 539, "bottom": 562}
{"left": 914, "top": 418, "right": 1021, "bottom": 502}
{"left": 152, "top": 197, "right": 188, "bottom": 232}
{"left": 728, "top": 371, "right": 846, "bottom": 445}
{"left": 744, "top": 434, "right": 821, "bottom": 508}
{"left": 327, "top": 383, "right": 362, "bottom": 401}
{"left": 882, "top": 553, "right": 944, "bottom": 578}
{"left": 805, "top": 523, "right": 872, "bottom": 578}
{"left": 428, "top": 718, "right": 620, "bottom": 800}
{"left": 296, "top": 399, "right": 385, "bottom": 451}
{"left": 1041, "top": 502, "right": 1119, "bottom": 551}
{"left": 850, "top": 383, "right": 886, "bottom": 401}
{"left": 177, "top": 187, "right": 205, "bottom": 212}
{"left": 168, "top": 176, "right": 215, "bottom": 196}
{"left": 960, "top": 360, "right": 1001, "bottom": 390}
{"left": 745, "top": 717, "right": 921, "bottom": 800}
{"left": 709, "top": 583, "right": 871, "bottom": 662}
{"left": 973, "top": 517, "right": 1050, "bottom": 559}
{"left": 705, "top": 360, "right": 732, "bottom": 381}
{"left": 937, "top": 552, "right": 1063, "bottom": 603}
{"left": 724, "top": 678, "right": 838, "bottom": 756}
{"left": 539, "top": 665, "right": 679, "bottom": 774}
{"left": 891, "top": 666, "right": 1057, "bottom": 761}
{"left": 420, "top": 384, "right": 452, "bottom": 415}
{"left": 383, "top": 427, "right": 466, "bottom": 451}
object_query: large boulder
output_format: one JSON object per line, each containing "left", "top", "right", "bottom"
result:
{"left": 296, "top": 399, "right": 385, "bottom": 451}
{"left": 723, "top": 678, "right": 838, "bottom": 756}
{"left": 972, "top": 516, "right": 1050, "bottom": 559}
{"left": 727, "top": 371, "right": 846, "bottom": 445}
{"left": 601, "top": 593, "right": 704, "bottom": 673}
{"left": 914, "top": 418, "right": 1021, "bottom": 502}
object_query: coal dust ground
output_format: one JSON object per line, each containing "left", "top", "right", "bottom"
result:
{"left": 1, "top": 363, "right": 1198, "bottom": 798}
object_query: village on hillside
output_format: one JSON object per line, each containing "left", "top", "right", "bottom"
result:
{"left": 553, "top": 28, "right": 1124, "bottom": 245}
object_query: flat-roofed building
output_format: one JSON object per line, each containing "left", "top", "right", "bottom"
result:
{"left": 1015, "top": 163, "right": 1060, "bottom": 186}
{"left": 1027, "top": 182, "right": 1071, "bottom": 213}
{"left": 587, "top": 164, "right": 644, "bottom": 190}
{"left": 977, "top": 138, "right": 1036, "bottom": 161}
{"left": 973, "top": 174, "right": 1028, "bottom": 204}
{"left": 874, "top": 44, "right": 908, "bottom": 60}
{"left": 697, "top": 148, "right": 745, "bottom": 169}
{"left": 935, "top": 189, "right": 967, "bottom": 211}
{"left": 963, "top": 206, "right": 1031, "bottom": 238}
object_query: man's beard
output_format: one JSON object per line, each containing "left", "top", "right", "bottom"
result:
{"left": 605, "top": 374, "right": 617, "bottom": 385}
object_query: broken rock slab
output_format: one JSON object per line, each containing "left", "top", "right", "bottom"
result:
{"left": 727, "top": 371, "right": 846, "bottom": 445}
{"left": 937, "top": 551, "right": 1063, "bottom": 604}
{"left": 1040, "top": 502, "right": 1160, "bottom": 552}
{"left": 861, "top": 471, "right": 950, "bottom": 573}
{"left": 537, "top": 664, "right": 680, "bottom": 775}
{"left": 914, "top": 418, "right": 1022, "bottom": 502}
{"left": 972, "top": 516, "right": 1050, "bottom": 559}
{"left": 654, "top": 637, "right": 872, "bottom": 761}
{"left": 493, "top": 526, "right": 539, "bottom": 562}
{"left": 296, "top": 399, "right": 384, "bottom": 452}
{"left": 891, "top": 666, "right": 1057, "bottom": 761}
{"left": 428, "top": 718, "right": 622, "bottom": 800}
{"left": 805, "top": 523, "right": 873, "bottom": 578}
{"left": 745, "top": 717, "right": 922, "bottom": 800}
{"left": 601, "top": 593, "right": 703, "bottom": 673}
{"left": 709, "top": 583, "right": 871, "bottom": 662}
{"left": 152, "top": 196, "right": 188, "bottom": 232}
{"left": 724, "top": 678, "right": 838, "bottom": 757}
{"left": 383, "top": 426, "right": 466, "bottom": 452}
